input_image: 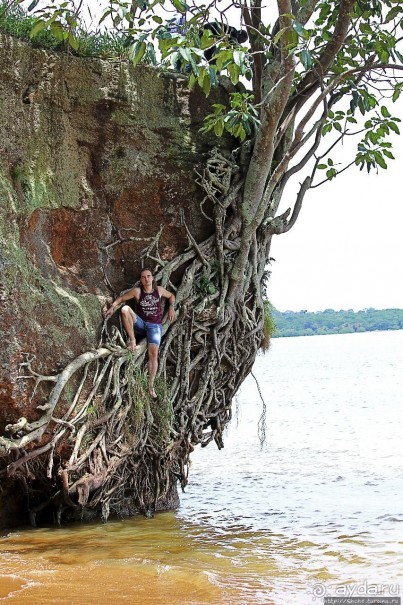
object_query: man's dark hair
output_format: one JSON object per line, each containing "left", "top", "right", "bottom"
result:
{"left": 140, "top": 266, "right": 154, "bottom": 275}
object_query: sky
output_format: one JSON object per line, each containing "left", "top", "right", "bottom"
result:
{"left": 268, "top": 106, "right": 403, "bottom": 312}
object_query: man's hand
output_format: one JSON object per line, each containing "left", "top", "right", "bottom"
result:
{"left": 103, "top": 305, "right": 115, "bottom": 320}
{"left": 168, "top": 304, "right": 176, "bottom": 322}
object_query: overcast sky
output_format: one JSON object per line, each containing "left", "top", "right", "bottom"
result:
{"left": 268, "top": 101, "right": 403, "bottom": 312}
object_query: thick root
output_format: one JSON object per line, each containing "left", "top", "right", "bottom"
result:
{"left": 0, "top": 149, "right": 267, "bottom": 524}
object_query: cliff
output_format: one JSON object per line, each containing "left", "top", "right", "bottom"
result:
{"left": 0, "top": 32, "right": 229, "bottom": 524}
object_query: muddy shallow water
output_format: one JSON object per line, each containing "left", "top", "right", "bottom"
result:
{"left": 1, "top": 331, "right": 402, "bottom": 604}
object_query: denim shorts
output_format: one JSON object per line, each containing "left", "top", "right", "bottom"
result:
{"left": 134, "top": 316, "right": 162, "bottom": 346}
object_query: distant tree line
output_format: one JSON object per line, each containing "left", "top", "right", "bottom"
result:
{"left": 271, "top": 308, "right": 403, "bottom": 338}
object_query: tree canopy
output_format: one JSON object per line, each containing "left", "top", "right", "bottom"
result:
{"left": 271, "top": 307, "right": 403, "bottom": 337}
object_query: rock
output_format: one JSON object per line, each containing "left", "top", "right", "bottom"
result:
{"left": 0, "top": 32, "right": 229, "bottom": 427}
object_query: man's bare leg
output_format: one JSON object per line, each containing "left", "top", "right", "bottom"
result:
{"left": 148, "top": 344, "right": 159, "bottom": 398}
{"left": 121, "top": 305, "right": 137, "bottom": 351}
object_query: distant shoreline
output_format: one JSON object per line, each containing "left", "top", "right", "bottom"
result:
{"left": 271, "top": 308, "right": 403, "bottom": 338}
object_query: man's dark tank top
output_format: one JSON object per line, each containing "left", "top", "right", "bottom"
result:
{"left": 137, "top": 288, "right": 162, "bottom": 324}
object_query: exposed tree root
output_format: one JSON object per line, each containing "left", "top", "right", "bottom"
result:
{"left": 0, "top": 148, "right": 270, "bottom": 525}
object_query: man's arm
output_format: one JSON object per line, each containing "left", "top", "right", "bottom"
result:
{"left": 103, "top": 287, "right": 140, "bottom": 320}
{"left": 157, "top": 286, "right": 176, "bottom": 322}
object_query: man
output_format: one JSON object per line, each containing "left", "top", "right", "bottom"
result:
{"left": 103, "top": 268, "right": 176, "bottom": 398}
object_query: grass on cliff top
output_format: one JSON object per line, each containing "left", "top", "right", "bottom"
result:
{"left": 0, "top": 2, "right": 127, "bottom": 58}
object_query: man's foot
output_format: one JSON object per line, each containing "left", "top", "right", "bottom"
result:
{"left": 149, "top": 388, "right": 158, "bottom": 399}
{"left": 127, "top": 339, "right": 137, "bottom": 352}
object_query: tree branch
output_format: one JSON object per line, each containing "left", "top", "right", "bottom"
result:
{"left": 287, "top": 0, "right": 356, "bottom": 114}
{"left": 270, "top": 175, "right": 312, "bottom": 235}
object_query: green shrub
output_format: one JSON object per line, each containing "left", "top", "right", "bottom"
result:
{"left": 0, "top": 2, "right": 128, "bottom": 58}
{"left": 261, "top": 299, "right": 276, "bottom": 353}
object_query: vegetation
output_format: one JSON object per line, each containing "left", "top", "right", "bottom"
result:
{"left": 1, "top": 0, "right": 403, "bottom": 524}
{"left": 0, "top": 1, "right": 128, "bottom": 56}
{"left": 261, "top": 299, "right": 277, "bottom": 351}
{"left": 0, "top": 2, "right": 59, "bottom": 48}
{"left": 272, "top": 307, "right": 403, "bottom": 337}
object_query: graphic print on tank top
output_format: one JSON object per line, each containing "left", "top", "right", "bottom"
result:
{"left": 137, "top": 288, "right": 162, "bottom": 324}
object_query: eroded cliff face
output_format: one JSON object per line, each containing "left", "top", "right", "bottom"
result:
{"left": 0, "top": 33, "right": 228, "bottom": 446}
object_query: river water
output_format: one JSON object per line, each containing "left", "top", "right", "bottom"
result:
{"left": 0, "top": 330, "right": 402, "bottom": 604}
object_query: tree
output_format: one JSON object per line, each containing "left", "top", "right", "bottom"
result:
{"left": 1, "top": 0, "right": 402, "bottom": 524}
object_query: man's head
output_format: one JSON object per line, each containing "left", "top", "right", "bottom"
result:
{"left": 140, "top": 267, "right": 154, "bottom": 290}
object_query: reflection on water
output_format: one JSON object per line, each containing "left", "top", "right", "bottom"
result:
{"left": 1, "top": 331, "right": 402, "bottom": 604}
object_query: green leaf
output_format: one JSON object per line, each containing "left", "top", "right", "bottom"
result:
{"left": 299, "top": 49, "right": 313, "bottom": 69}
{"left": 113, "top": 14, "right": 122, "bottom": 27}
{"left": 373, "top": 151, "right": 387, "bottom": 169}
{"left": 158, "top": 37, "right": 171, "bottom": 56}
{"left": 202, "top": 73, "right": 211, "bottom": 97}
{"left": 171, "top": 0, "right": 187, "bottom": 12}
{"left": 243, "top": 119, "right": 251, "bottom": 136}
{"left": 99, "top": 9, "right": 112, "bottom": 26}
{"left": 389, "top": 121, "right": 400, "bottom": 134}
{"left": 188, "top": 51, "right": 199, "bottom": 76}
{"left": 293, "top": 21, "right": 304, "bottom": 36}
{"left": 382, "top": 150, "right": 395, "bottom": 160}
{"left": 235, "top": 125, "right": 246, "bottom": 141}
{"left": 380, "top": 50, "right": 390, "bottom": 63}
{"left": 68, "top": 32, "right": 79, "bottom": 51}
{"left": 131, "top": 41, "right": 146, "bottom": 66}
{"left": 381, "top": 105, "right": 391, "bottom": 118}
{"left": 27, "top": 0, "right": 40, "bottom": 11}
{"left": 200, "top": 30, "right": 213, "bottom": 50}
{"left": 152, "top": 16, "right": 163, "bottom": 24}
{"left": 392, "top": 88, "right": 401, "bottom": 102}
{"left": 208, "top": 66, "right": 218, "bottom": 87}
{"left": 147, "top": 43, "right": 157, "bottom": 65}
{"left": 196, "top": 67, "right": 205, "bottom": 88}
{"left": 30, "top": 19, "right": 46, "bottom": 39}
{"left": 317, "top": 164, "right": 327, "bottom": 170}
{"left": 214, "top": 119, "right": 224, "bottom": 137}
{"left": 385, "top": 6, "right": 402, "bottom": 24}
{"left": 50, "top": 21, "right": 65, "bottom": 41}
{"left": 273, "top": 27, "right": 287, "bottom": 45}
{"left": 287, "top": 29, "right": 299, "bottom": 49}
{"left": 215, "top": 50, "right": 232, "bottom": 73}
{"left": 360, "top": 23, "right": 372, "bottom": 34}
{"left": 212, "top": 103, "right": 226, "bottom": 112}
{"left": 188, "top": 73, "right": 197, "bottom": 89}
{"left": 233, "top": 50, "right": 243, "bottom": 67}
{"left": 227, "top": 63, "right": 240, "bottom": 85}
{"left": 326, "top": 168, "right": 337, "bottom": 180}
